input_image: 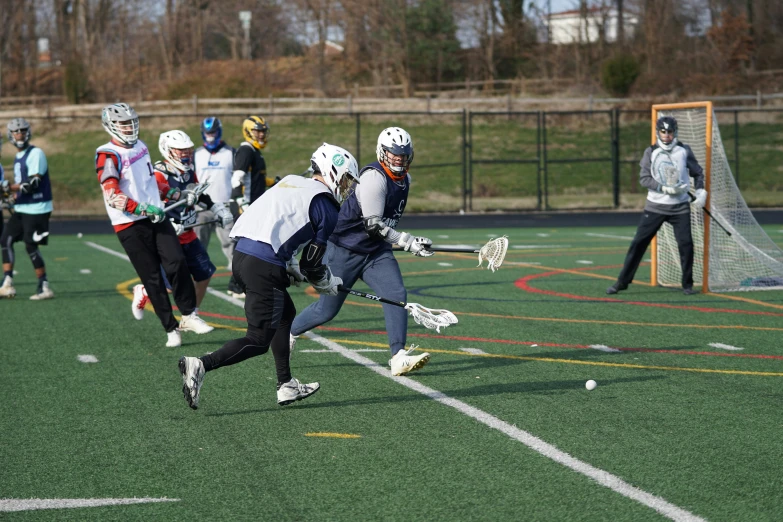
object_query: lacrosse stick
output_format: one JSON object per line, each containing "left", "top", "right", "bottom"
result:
{"left": 337, "top": 285, "right": 458, "bottom": 333}
{"left": 688, "top": 192, "right": 732, "bottom": 237}
{"left": 425, "top": 236, "right": 509, "bottom": 272}
{"left": 183, "top": 219, "right": 219, "bottom": 230}
{"left": 162, "top": 182, "right": 210, "bottom": 213}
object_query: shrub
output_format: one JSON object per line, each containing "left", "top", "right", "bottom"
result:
{"left": 601, "top": 54, "right": 641, "bottom": 97}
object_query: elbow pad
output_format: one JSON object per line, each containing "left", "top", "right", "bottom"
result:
{"left": 299, "top": 242, "right": 328, "bottom": 281}
{"left": 364, "top": 216, "right": 389, "bottom": 238}
{"left": 29, "top": 176, "right": 41, "bottom": 191}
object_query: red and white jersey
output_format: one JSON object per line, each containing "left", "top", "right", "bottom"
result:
{"left": 96, "top": 140, "right": 161, "bottom": 226}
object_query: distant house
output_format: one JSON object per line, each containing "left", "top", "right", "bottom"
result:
{"left": 547, "top": 7, "right": 638, "bottom": 45}
{"left": 308, "top": 40, "right": 344, "bottom": 57}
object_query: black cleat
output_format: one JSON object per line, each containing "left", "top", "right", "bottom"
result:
{"left": 683, "top": 288, "right": 699, "bottom": 295}
{"left": 606, "top": 283, "right": 628, "bottom": 295}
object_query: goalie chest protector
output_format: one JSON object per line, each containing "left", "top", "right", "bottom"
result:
{"left": 331, "top": 163, "right": 409, "bottom": 255}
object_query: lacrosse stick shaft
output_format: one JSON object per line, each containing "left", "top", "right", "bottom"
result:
{"left": 183, "top": 219, "right": 219, "bottom": 230}
{"left": 163, "top": 198, "right": 189, "bottom": 213}
{"left": 423, "top": 246, "right": 481, "bottom": 253}
{"left": 689, "top": 192, "right": 732, "bottom": 237}
{"left": 337, "top": 285, "right": 406, "bottom": 308}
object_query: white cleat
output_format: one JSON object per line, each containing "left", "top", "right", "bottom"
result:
{"left": 277, "top": 377, "right": 320, "bottom": 406}
{"left": 166, "top": 329, "right": 182, "bottom": 348}
{"left": 389, "top": 345, "right": 431, "bottom": 376}
{"left": 179, "top": 312, "right": 214, "bottom": 334}
{"left": 29, "top": 281, "right": 54, "bottom": 301}
{"left": 179, "top": 356, "right": 205, "bottom": 410}
{"left": 131, "top": 284, "right": 148, "bottom": 320}
{"left": 0, "top": 276, "right": 16, "bottom": 298}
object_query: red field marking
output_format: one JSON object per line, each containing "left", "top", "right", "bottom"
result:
{"left": 515, "top": 270, "right": 783, "bottom": 318}
{"left": 313, "top": 325, "right": 783, "bottom": 360}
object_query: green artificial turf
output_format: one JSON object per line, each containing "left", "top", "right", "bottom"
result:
{"left": 2, "top": 225, "right": 783, "bottom": 520}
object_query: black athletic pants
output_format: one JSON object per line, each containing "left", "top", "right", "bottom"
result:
{"left": 117, "top": 219, "right": 197, "bottom": 332}
{"left": 617, "top": 210, "right": 694, "bottom": 289}
{"left": 200, "top": 251, "right": 295, "bottom": 385}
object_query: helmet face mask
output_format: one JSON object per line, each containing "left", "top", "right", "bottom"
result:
{"left": 159, "top": 130, "right": 196, "bottom": 173}
{"left": 376, "top": 127, "right": 413, "bottom": 178}
{"left": 310, "top": 143, "right": 359, "bottom": 204}
{"left": 242, "top": 116, "right": 269, "bottom": 150}
{"left": 7, "top": 118, "right": 32, "bottom": 149}
{"left": 656, "top": 116, "right": 678, "bottom": 150}
{"left": 102, "top": 103, "right": 139, "bottom": 147}
{"left": 201, "top": 117, "right": 222, "bottom": 152}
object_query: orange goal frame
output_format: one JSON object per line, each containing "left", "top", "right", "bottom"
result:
{"left": 649, "top": 101, "right": 713, "bottom": 291}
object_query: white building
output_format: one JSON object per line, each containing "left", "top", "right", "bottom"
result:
{"left": 547, "top": 7, "right": 638, "bottom": 45}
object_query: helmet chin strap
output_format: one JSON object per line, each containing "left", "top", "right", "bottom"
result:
{"left": 657, "top": 137, "right": 677, "bottom": 152}
{"left": 380, "top": 161, "right": 406, "bottom": 182}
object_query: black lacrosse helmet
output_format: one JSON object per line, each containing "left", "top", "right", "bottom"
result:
{"left": 656, "top": 116, "right": 678, "bottom": 135}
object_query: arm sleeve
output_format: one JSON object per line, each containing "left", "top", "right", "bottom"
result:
{"left": 96, "top": 152, "right": 138, "bottom": 214}
{"left": 154, "top": 171, "right": 172, "bottom": 200}
{"left": 356, "top": 170, "right": 403, "bottom": 244}
{"left": 638, "top": 147, "right": 660, "bottom": 192}
{"left": 685, "top": 146, "right": 705, "bottom": 190}
{"left": 308, "top": 194, "right": 340, "bottom": 245}
{"left": 28, "top": 148, "right": 48, "bottom": 176}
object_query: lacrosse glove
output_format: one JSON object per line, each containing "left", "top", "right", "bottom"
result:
{"left": 661, "top": 182, "right": 688, "bottom": 196}
{"left": 286, "top": 257, "right": 306, "bottom": 287}
{"left": 693, "top": 188, "right": 708, "bottom": 209}
{"left": 211, "top": 203, "right": 234, "bottom": 228}
{"left": 134, "top": 202, "right": 165, "bottom": 223}
{"left": 310, "top": 266, "right": 342, "bottom": 296}
{"left": 397, "top": 232, "right": 434, "bottom": 257}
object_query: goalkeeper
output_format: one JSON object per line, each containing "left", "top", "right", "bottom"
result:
{"left": 290, "top": 127, "right": 435, "bottom": 376}
{"left": 607, "top": 116, "right": 706, "bottom": 295}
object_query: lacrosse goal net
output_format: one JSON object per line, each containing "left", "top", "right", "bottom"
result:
{"left": 651, "top": 101, "right": 783, "bottom": 292}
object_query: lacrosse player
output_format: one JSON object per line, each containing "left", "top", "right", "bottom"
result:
{"left": 131, "top": 130, "right": 233, "bottom": 321}
{"left": 0, "top": 133, "right": 6, "bottom": 245}
{"left": 290, "top": 127, "right": 435, "bottom": 376}
{"left": 607, "top": 116, "right": 706, "bottom": 295}
{"left": 95, "top": 103, "right": 211, "bottom": 347}
{"left": 178, "top": 143, "right": 359, "bottom": 409}
{"left": 194, "top": 117, "right": 236, "bottom": 269}
{"left": 226, "top": 115, "right": 272, "bottom": 298}
{"left": 0, "top": 118, "right": 54, "bottom": 300}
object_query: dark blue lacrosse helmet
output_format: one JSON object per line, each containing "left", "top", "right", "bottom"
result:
{"left": 201, "top": 116, "right": 223, "bottom": 152}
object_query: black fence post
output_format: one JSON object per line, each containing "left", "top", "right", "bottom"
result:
{"left": 734, "top": 110, "right": 740, "bottom": 189}
{"left": 612, "top": 108, "right": 620, "bottom": 208}
{"left": 355, "top": 113, "right": 361, "bottom": 167}
{"left": 536, "top": 111, "right": 542, "bottom": 211}
{"left": 467, "top": 110, "right": 473, "bottom": 211}
{"left": 462, "top": 108, "right": 468, "bottom": 212}
{"left": 542, "top": 112, "right": 549, "bottom": 210}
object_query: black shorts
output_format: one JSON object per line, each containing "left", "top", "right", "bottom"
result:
{"left": 3, "top": 212, "right": 51, "bottom": 245}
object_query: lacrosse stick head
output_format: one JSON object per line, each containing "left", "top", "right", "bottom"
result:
{"left": 477, "top": 236, "right": 509, "bottom": 272}
{"left": 404, "top": 303, "right": 458, "bottom": 333}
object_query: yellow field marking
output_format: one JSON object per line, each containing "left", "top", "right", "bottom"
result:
{"left": 327, "top": 338, "right": 783, "bottom": 377}
{"left": 55, "top": 257, "right": 68, "bottom": 261}
{"left": 305, "top": 432, "right": 362, "bottom": 439}
{"left": 706, "top": 291, "right": 783, "bottom": 311}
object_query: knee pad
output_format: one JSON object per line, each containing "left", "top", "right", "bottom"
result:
{"left": 26, "top": 243, "right": 45, "bottom": 269}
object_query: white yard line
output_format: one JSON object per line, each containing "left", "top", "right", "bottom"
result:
{"left": 589, "top": 344, "right": 622, "bottom": 353}
{"left": 512, "top": 244, "right": 569, "bottom": 249}
{"left": 77, "top": 355, "right": 99, "bottom": 363}
{"left": 708, "top": 343, "right": 744, "bottom": 351}
{"left": 84, "top": 241, "right": 130, "bottom": 261}
{"left": 586, "top": 233, "right": 634, "bottom": 241}
{"left": 88, "top": 242, "right": 704, "bottom": 522}
{"left": 460, "top": 348, "right": 487, "bottom": 355}
{"left": 0, "top": 498, "right": 179, "bottom": 513}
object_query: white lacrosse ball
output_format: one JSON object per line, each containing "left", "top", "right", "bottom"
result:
{"left": 585, "top": 380, "right": 597, "bottom": 391}
{"left": 77, "top": 233, "right": 83, "bottom": 238}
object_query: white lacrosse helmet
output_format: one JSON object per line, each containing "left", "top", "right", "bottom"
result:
{"left": 310, "top": 143, "right": 359, "bottom": 204}
{"left": 7, "top": 118, "right": 32, "bottom": 148}
{"left": 102, "top": 103, "right": 139, "bottom": 147}
{"left": 376, "top": 127, "right": 414, "bottom": 178}
{"left": 159, "top": 130, "right": 195, "bottom": 173}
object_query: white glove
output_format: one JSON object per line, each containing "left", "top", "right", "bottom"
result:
{"left": 231, "top": 170, "right": 245, "bottom": 189}
{"left": 693, "top": 188, "right": 708, "bottom": 209}
{"left": 310, "top": 266, "right": 342, "bottom": 296}
{"left": 286, "top": 257, "right": 306, "bottom": 287}
{"left": 171, "top": 220, "right": 185, "bottom": 236}
{"left": 397, "top": 232, "right": 434, "bottom": 257}
{"left": 181, "top": 189, "right": 198, "bottom": 207}
{"left": 211, "top": 203, "right": 234, "bottom": 228}
{"left": 661, "top": 182, "right": 688, "bottom": 196}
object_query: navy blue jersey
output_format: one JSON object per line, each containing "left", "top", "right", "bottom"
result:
{"left": 330, "top": 162, "right": 409, "bottom": 254}
{"left": 14, "top": 146, "right": 52, "bottom": 205}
